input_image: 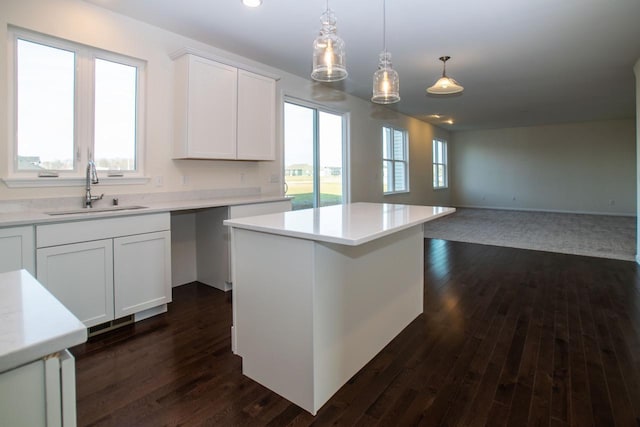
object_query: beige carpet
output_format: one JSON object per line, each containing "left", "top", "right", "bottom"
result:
{"left": 423, "top": 208, "right": 636, "bottom": 261}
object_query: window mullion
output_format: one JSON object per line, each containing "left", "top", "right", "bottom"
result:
{"left": 76, "top": 49, "right": 95, "bottom": 170}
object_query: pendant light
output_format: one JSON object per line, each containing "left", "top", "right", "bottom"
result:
{"left": 311, "top": 0, "right": 347, "bottom": 82}
{"left": 371, "top": 0, "right": 400, "bottom": 104}
{"left": 427, "top": 56, "right": 464, "bottom": 95}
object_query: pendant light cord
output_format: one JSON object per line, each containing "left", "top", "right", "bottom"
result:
{"left": 382, "top": 0, "right": 386, "bottom": 53}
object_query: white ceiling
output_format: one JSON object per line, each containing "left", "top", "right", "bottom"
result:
{"left": 87, "top": 0, "right": 640, "bottom": 130}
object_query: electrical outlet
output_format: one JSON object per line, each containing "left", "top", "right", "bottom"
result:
{"left": 512, "top": 195, "right": 517, "bottom": 201}
{"left": 154, "top": 176, "right": 164, "bottom": 187}
{"left": 609, "top": 199, "right": 615, "bottom": 206}
{"left": 181, "top": 175, "right": 189, "bottom": 186}
{"left": 240, "top": 172, "right": 245, "bottom": 183}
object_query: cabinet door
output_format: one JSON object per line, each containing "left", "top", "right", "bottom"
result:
{"left": 186, "top": 56, "right": 237, "bottom": 159}
{"left": 0, "top": 226, "right": 35, "bottom": 275}
{"left": 237, "top": 70, "right": 276, "bottom": 160}
{"left": 0, "top": 353, "right": 73, "bottom": 427}
{"left": 113, "top": 231, "right": 171, "bottom": 317}
{"left": 0, "top": 359, "right": 47, "bottom": 426}
{"left": 37, "top": 240, "right": 114, "bottom": 327}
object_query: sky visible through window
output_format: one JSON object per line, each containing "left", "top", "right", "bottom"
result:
{"left": 17, "top": 39, "right": 75, "bottom": 170}
{"left": 16, "top": 39, "right": 137, "bottom": 172}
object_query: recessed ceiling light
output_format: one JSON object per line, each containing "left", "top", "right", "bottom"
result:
{"left": 242, "top": 0, "right": 262, "bottom": 7}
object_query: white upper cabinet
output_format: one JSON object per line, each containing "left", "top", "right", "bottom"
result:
{"left": 173, "top": 52, "right": 277, "bottom": 161}
{"left": 237, "top": 70, "right": 276, "bottom": 160}
{"left": 174, "top": 55, "right": 237, "bottom": 159}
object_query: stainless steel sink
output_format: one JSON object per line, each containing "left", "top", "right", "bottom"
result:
{"left": 46, "top": 205, "right": 148, "bottom": 216}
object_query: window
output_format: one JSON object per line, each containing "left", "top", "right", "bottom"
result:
{"left": 382, "top": 126, "right": 408, "bottom": 194}
{"left": 433, "top": 138, "right": 448, "bottom": 189}
{"left": 8, "top": 28, "right": 145, "bottom": 185}
{"left": 284, "top": 100, "right": 348, "bottom": 210}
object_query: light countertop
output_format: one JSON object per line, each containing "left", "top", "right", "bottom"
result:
{"left": 0, "top": 270, "right": 87, "bottom": 373}
{"left": 0, "top": 194, "right": 290, "bottom": 228}
{"left": 224, "top": 202, "right": 456, "bottom": 246}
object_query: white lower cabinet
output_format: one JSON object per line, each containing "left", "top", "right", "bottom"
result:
{"left": 114, "top": 231, "right": 171, "bottom": 317}
{"left": 37, "top": 239, "right": 115, "bottom": 327}
{"left": 0, "top": 350, "right": 77, "bottom": 427}
{"left": 0, "top": 225, "right": 35, "bottom": 275}
{"left": 36, "top": 213, "right": 172, "bottom": 328}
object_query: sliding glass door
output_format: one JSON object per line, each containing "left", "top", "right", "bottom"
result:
{"left": 284, "top": 100, "right": 347, "bottom": 210}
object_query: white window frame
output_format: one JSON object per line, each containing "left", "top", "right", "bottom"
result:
{"left": 382, "top": 125, "right": 409, "bottom": 195}
{"left": 283, "top": 96, "right": 350, "bottom": 209}
{"left": 4, "top": 27, "right": 148, "bottom": 188}
{"left": 433, "top": 138, "right": 448, "bottom": 189}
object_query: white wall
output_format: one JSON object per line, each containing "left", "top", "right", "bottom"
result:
{"left": 450, "top": 119, "right": 636, "bottom": 215}
{"left": 0, "top": 0, "right": 450, "bottom": 208}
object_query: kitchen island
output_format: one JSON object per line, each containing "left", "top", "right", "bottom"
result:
{"left": 224, "top": 202, "right": 455, "bottom": 414}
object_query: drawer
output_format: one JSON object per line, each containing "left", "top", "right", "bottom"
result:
{"left": 36, "top": 213, "right": 170, "bottom": 248}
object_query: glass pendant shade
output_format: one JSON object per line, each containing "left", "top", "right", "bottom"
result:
{"left": 372, "top": 51, "right": 400, "bottom": 104}
{"left": 311, "top": 8, "right": 347, "bottom": 82}
{"left": 427, "top": 56, "right": 463, "bottom": 94}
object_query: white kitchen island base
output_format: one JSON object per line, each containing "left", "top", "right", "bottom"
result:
{"left": 232, "top": 226, "right": 423, "bottom": 414}
{"left": 226, "top": 203, "right": 455, "bottom": 415}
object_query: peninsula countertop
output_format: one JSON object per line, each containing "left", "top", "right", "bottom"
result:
{"left": 224, "top": 202, "right": 456, "bottom": 246}
{"left": 0, "top": 270, "right": 87, "bottom": 373}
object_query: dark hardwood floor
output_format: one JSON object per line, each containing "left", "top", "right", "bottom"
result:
{"left": 71, "top": 239, "right": 640, "bottom": 426}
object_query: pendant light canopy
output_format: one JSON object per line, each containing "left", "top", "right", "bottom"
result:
{"left": 427, "top": 56, "right": 464, "bottom": 95}
{"left": 371, "top": 0, "right": 400, "bottom": 104}
{"left": 311, "top": 1, "right": 347, "bottom": 82}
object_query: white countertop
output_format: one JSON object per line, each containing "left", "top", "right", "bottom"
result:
{"left": 0, "top": 270, "right": 87, "bottom": 373}
{"left": 0, "top": 194, "right": 290, "bottom": 227}
{"left": 224, "top": 202, "right": 456, "bottom": 246}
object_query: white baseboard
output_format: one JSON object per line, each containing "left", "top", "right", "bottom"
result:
{"left": 453, "top": 204, "right": 636, "bottom": 217}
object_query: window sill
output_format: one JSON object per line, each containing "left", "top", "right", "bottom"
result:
{"left": 433, "top": 187, "right": 449, "bottom": 191}
{"left": 2, "top": 176, "right": 150, "bottom": 188}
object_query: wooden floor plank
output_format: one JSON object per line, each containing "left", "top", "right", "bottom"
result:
{"left": 71, "top": 239, "right": 640, "bottom": 427}
{"left": 551, "top": 279, "right": 571, "bottom": 424}
{"left": 565, "top": 274, "right": 594, "bottom": 427}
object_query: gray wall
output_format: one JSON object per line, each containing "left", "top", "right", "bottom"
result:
{"left": 450, "top": 119, "right": 636, "bottom": 215}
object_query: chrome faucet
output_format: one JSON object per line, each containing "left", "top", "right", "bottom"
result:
{"left": 85, "top": 161, "right": 104, "bottom": 208}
